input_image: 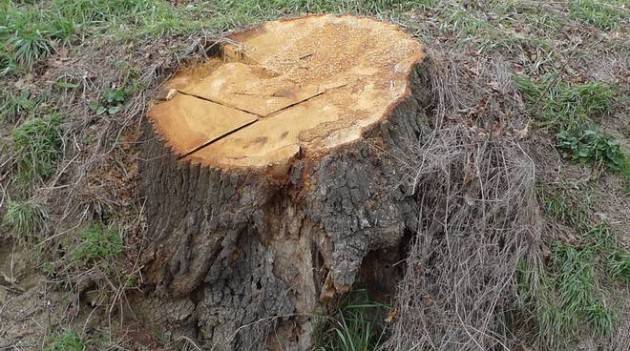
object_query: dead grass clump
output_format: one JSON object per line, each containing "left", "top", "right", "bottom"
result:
{"left": 386, "top": 50, "right": 542, "bottom": 350}
{"left": 388, "top": 127, "right": 540, "bottom": 350}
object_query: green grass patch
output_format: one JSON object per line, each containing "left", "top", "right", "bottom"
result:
{"left": 515, "top": 75, "right": 629, "bottom": 186}
{"left": 540, "top": 185, "right": 591, "bottom": 228}
{"left": 552, "top": 244, "right": 614, "bottom": 335}
{"left": 589, "top": 223, "right": 630, "bottom": 284}
{"left": 11, "top": 113, "right": 63, "bottom": 186}
{"left": 514, "top": 76, "right": 614, "bottom": 131}
{"left": 44, "top": 329, "right": 85, "bottom": 351}
{"left": 1, "top": 198, "right": 48, "bottom": 242}
{"left": 1, "top": 0, "right": 436, "bottom": 60}
{"left": 517, "top": 222, "right": 630, "bottom": 349}
{"left": 569, "top": 0, "right": 628, "bottom": 30}
{"left": 9, "top": 28, "right": 54, "bottom": 68}
{"left": 0, "top": 90, "right": 39, "bottom": 123}
{"left": 607, "top": 250, "right": 630, "bottom": 283}
{"left": 314, "top": 289, "right": 388, "bottom": 351}
{"left": 71, "top": 224, "right": 123, "bottom": 264}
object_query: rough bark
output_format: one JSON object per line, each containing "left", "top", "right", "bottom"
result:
{"left": 139, "top": 16, "right": 432, "bottom": 350}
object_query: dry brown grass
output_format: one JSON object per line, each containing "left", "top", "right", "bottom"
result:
{"left": 382, "top": 48, "right": 542, "bottom": 350}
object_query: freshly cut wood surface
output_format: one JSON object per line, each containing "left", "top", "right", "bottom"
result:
{"left": 148, "top": 14, "right": 424, "bottom": 168}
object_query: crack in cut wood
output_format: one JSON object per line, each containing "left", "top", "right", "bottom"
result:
{"left": 175, "top": 83, "right": 348, "bottom": 159}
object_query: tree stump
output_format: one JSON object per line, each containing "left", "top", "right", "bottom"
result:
{"left": 141, "top": 14, "right": 430, "bottom": 350}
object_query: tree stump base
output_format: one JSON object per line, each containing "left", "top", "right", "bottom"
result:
{"left": 141, "top": 14, "right": 430, "bottom": 350}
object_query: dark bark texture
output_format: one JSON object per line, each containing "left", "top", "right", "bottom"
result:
{"left": 140, "top": 61, "right": 431, "bottom": 350}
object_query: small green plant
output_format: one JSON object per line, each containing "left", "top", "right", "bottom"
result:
{"left": 2, "top": 198, "right": 48, "bottom": 242}
{"left": 72, "top": 224, "right": 123, "bottom": 264}
{"left": 314, "top": 289, "right": 387, "bottom": 351}
{"left": 44, "top": 329, "right": 85, "bottom": 351}
{"left": 569, "top": 0, "right": 627, "bottom": 30}
{"left": 11, "top": 114, "right": 63, "bottom": 185}
{"left": 89, "top": 87, "right": 127, "bottom": 115}
{"left": 557, "top": 128, "right": 626, "bottom": 172}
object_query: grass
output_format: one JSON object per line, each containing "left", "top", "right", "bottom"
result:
{"left": 552, "top": 244, "right": 613, "bottom": 334}
{"left": 9, "top": 28, "right": 54, "bottom": 68}
{"left": 0, "top": 0, "right": 437, "bottom": 54}
{"left": 11, "top": 113, "right": 63, "bottom": 186}
{"left": 314, "top": 289, "right": 388, "bottom": 351}
{"left": 569, "top": 0, "right": 628, "bottom": 30}
{"left": 71, "top": 224, "right": 123, "bottom": 264}
{"left": 514, "top": 76, "right": 614, "bottom": 131}
{"left": 44, "top": 329, "right": 85, "bottom": 351}
{"left": 518, "top": 219, "right": 630, "bottom": 348}
{"left": 540, "top": 185, "right": 591, "bottom": 228}
{"left": 0, "top": 89, "right": 39, "bottom": 123}
{"left": 589, "top": 223, "right": 630, "bottom": 284}
{"left": 1, "top": 198, "right": 48, "bottom": 242}
{"left": 515, "top": 75, "right": 629, "bottom": 186}
{"left": 607, "top": 250, "right": 630, "bottom": 283}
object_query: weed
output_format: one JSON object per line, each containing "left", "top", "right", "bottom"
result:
{"left": 0, "top": 48, "right": 17, "bottom": 76}
{"left": 557, "top": 128, "right": 626, "bottom": 172}
{"left": 72, "top": 224, "right": 123, "bottom": 264}
{"left": 89, "top": 87, "right": 128, "bottom": 115}
{"left": 11, "top": 114, "right": 63, "bottom": 185}
{"left": 48, "top": 17, "right": 77, "bottom": 44}
{"left": 552, "top": 243, "right": 615, "bottom": 336}
{"left": 44, "top": 329, "right": 85, "bottom": 351}
{"left": 2, "top": 198, "right": 48, "bottom": 242}
{"left": 569, "top": 0, "right": 627, "bottom": 30}
{"left": 622, "top": 158, "right": 630, "bottom": 193}
{"left": 585, "top": 300, "right": 615, "bottom": 335}
{"left": 553, "top": 245, "right": 597, "bottom": 312}
{"left": 589, "top": 223, "right": 630, "bottom": 284}
{"left": 517, "top": 246, "right": 613, "bottom": 348}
